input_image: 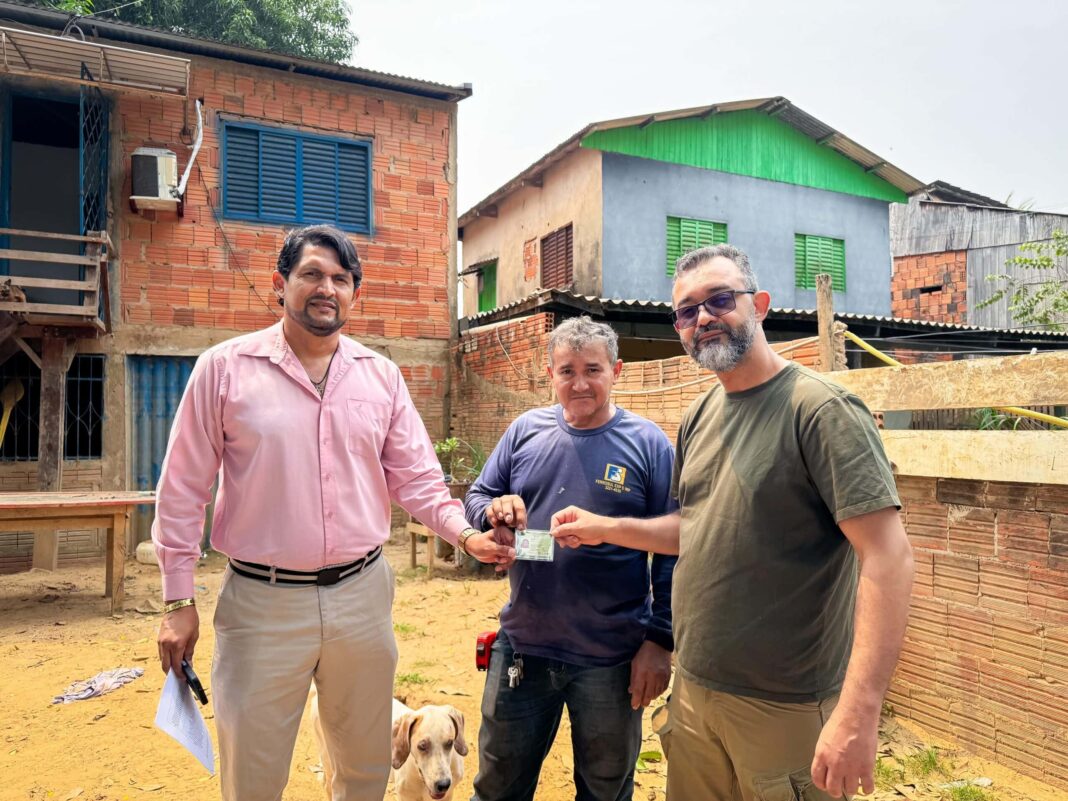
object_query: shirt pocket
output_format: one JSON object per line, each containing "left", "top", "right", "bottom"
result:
{"left": 347, "top": 398, "right": 392, "bottom": 457}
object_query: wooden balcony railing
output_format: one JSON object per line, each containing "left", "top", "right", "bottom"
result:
{"left": 0, "top": 228, "right": 112, "bottom": 333}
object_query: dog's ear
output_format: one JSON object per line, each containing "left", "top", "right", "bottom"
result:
{"left": 391, "top": 713, "right": 417, "bottom": 769}
{"left": 447, "top": 706, "right": 468, "bottom": 757}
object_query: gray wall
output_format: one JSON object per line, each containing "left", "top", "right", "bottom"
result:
{"left": 601, "top": 152, "right": 894, "bottom": 315}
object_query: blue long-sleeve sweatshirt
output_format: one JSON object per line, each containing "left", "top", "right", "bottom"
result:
{"left": 464, "top": 406, "right": 678, "bottom": 667}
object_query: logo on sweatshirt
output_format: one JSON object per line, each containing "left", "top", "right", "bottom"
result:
{"left": 596, "top": 463, "right": 630, "bottom": 494}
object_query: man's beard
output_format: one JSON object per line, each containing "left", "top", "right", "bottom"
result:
{"left": 683, "top": 314, "right": 756, "bottom": 372}
{"left": 291, "top": 300, "right": 345, "bottom": 336}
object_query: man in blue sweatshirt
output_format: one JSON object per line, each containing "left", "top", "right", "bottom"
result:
{"left": 459, "top": 316, "right": 677, "bottom": 801}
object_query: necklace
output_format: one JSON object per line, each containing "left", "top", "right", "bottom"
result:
{"left": 309, "top": 350, "right": 337, "bottom": 398}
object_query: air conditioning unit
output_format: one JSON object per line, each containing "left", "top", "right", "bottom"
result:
{"left": 130, "top": 147, "right": 180, "bottom": 213}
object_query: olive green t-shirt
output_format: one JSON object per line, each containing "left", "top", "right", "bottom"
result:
{"left": 671, "top": 362, "right": 899, "bottom": 702}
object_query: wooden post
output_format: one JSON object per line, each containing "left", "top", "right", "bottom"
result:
{"left": 31, "top": 526, "right": 59, "bottom": 571}
{"left": 107, "top": 510, "right": 128, "bottom": 614}
{"left": 37, "top": 333, "right": 76, "bottom": 492}
{"left": 816, "top": 274, "right": 835, "bottom": 373}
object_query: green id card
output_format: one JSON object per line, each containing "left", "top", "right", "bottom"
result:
{"left": 514, "top": 529, "right": 554, "bottom": 562}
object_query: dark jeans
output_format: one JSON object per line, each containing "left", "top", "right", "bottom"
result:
{"left": 472, "top": 630, "right": 642, "bottom": 801}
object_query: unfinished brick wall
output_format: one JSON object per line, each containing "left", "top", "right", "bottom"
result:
{"left": 892, "top": 251, "right": 968, "bottom": 323}
{"left": 0, "top": 461, "right": 107, "bottom": 573}
{"left": 451, "top": 314, "right": 555, "bottom": 452}
{"left": 117, "top": 62, "right": 452, "bottom": 338}
{"left": 114, "top": 59, "right": 455, "bottom": 438}
{"left": 451, "top": 315, "right": 820, "bottom": 453}
{"left": 614, "top": 340, "right": 821, "bottom": 443}
{"left": 890, "top": 476, "right": 1068, "bottom": 789}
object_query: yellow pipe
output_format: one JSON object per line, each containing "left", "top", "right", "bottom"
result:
{"left": 842, "top": 329, "right": 1068, "bottom": 430}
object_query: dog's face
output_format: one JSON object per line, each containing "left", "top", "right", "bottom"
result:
{"left": 391, "top": 704, "right": 467, "bottom": 800}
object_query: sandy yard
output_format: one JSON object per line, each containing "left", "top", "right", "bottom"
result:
{"left": 0, "top": 542, "right": 1064, "bottom": 801}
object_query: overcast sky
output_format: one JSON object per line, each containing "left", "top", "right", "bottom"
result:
{"left": 352, "top": 0, "right": 1068, "bottom": 216}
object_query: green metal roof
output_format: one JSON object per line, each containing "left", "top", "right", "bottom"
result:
{"left": 581, "top": 109, "right": 907, "bottom": 203}
{"left": 460, "top": 98, "right": 923, "bottom": 228}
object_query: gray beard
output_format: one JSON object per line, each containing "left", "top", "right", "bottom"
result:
{"left": 685, "top": 317, "right": 756, "bottom": 372}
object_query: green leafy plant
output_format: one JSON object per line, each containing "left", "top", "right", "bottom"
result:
{"left": 54, "top": 0, "right": 93, "bottom": 14}
{"left": 395, "top": 672, "right": 429, "bottom": 686}
{"left": 973, "top": 408, "right": 1026, "bottom": 431}
{"left": 434, "top": 437, "right": 488, "bottom": 483}
{"left": 978, "top": 230, "right": 1068, "bottom": 331}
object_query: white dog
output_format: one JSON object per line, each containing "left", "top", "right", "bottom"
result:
{"left": 390, "top": 698, "right": 468, "bottom": 801}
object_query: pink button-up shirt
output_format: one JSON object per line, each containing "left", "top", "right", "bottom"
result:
{"left": 152, "top": 322, "right": 469, "bottom": 600}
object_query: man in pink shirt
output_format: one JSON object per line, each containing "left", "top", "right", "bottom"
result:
{"left": 153, "top": 224, "right": 511, "bottom": 800}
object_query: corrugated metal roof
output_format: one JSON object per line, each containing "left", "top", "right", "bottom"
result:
{"left": 0, "top": 24, "right": 189, "bottom": 96}
{"left": 463, "top": 288, "right": 1068, "bottom": 340}
{"left": 0, "top": 0, "right": 471, "bottom": 102}
{"left": 459, "top": 97, "right": 924, "bottom": 228}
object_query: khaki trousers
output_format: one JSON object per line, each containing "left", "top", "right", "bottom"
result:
{"left": 212, "top": 557, "right": 397, "bottom": 801}
{"left": 663, "top": 674, "right": 839, "bottom": 801}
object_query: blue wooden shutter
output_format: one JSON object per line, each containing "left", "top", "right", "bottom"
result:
{"left": 224, "top": 126, "right": 259, "bottom": 217}
{"left": 301, "top": 139, "right": 338, "bottom": 223}
{"left": 260, "top": 132, "right": 298, "bottom": 220}
{"left": 337, "top": 143, "right": 371, "bottom": 232}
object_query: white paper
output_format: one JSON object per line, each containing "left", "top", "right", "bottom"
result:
{"left": 155, "top": 668, "right": 215, "bottom": 774}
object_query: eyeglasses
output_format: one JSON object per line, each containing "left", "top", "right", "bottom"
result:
{"left": 669, "top": 290, "right": 756, "bottom": 330}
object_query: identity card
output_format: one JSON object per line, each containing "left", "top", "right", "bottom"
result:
{"left": 514, "top": 529, "right": 554, "bottom": 562}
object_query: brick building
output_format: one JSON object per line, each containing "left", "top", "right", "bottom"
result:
{"left": 891, "top": 181, "right": 1068, "bottom": 328}
{"left": 0, "top": 1, "right": 469, "bottom": 572}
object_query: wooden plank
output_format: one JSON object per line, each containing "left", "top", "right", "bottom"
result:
{"left": 0, "top": 515, "right": 113, "bottom": 532}
{"left": 12, "top": 336, "right": 40, "bottom": 369}
{"left": 0, "top": 490, "right": 155, "bottom": 509}
{"left": 0, "top": 301, "right": 96, "bottom": 316}
{"left": 0, "top": 248, "right": 96, "bottom": 265}
{"left": 107, "top": 511, "right": 128, "bottom": 613}
{"left": 4, "top": 276, "right": 96, "bottom": 291}
{"left": 831, "top": 351, "right": 1068, "bottom": 411}
{"left": 0, "top": 227, "right": 109, "bottom": 244}
{"left": 427, "top": 533, "right": 435, "bottom": 577}
{"left": 883, "top": 430, "right": 1068, "bottom": 485}
{"left": 31, "top": 526, "right": 58, "bottom": 571}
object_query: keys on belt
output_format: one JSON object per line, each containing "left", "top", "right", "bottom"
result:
{"left": 507, "top": 653, "right": 524, "bottom": 689}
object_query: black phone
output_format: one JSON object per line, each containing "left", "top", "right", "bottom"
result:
{"left": 180, "top": 659, "right": 209, "bottom": 705}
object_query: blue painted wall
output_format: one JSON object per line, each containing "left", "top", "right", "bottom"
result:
{"left": 600, "top": 152, "right": 894, "bottom": 315}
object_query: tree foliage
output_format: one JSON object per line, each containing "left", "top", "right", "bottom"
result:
{"left": 978, "top": 229, "right": 1068, "bottom": 331}
{"left": 45, "top": 0, "right": 358, "bottom": 63}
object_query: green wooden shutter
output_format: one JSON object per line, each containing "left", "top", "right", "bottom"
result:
{"left": 666, "top": 216, "right": 728, "bottom": 276}
{"left": 794, "top": 234, "right": 845, "bottom": 291}
{"left": 478, "top": 261, "right": 497, "bottom": 312}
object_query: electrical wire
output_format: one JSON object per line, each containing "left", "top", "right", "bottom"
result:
{"left": 195, "top": 160, "right": 280, "bottom": 319}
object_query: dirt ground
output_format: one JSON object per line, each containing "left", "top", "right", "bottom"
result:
{"left": 0, "top": 542, "right": 1064, "bottom": 801}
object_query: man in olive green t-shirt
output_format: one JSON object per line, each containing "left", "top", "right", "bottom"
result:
{"left": 550, "top": 244, "right": 914, "bottom": 801}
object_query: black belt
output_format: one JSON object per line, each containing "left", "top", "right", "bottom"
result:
{"left": 229, "top": 546, "right": 383, "bottom": 586}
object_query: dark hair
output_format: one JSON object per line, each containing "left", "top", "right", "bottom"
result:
{"left": 276, "top": 225, "right": 362, "bottom": 305}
